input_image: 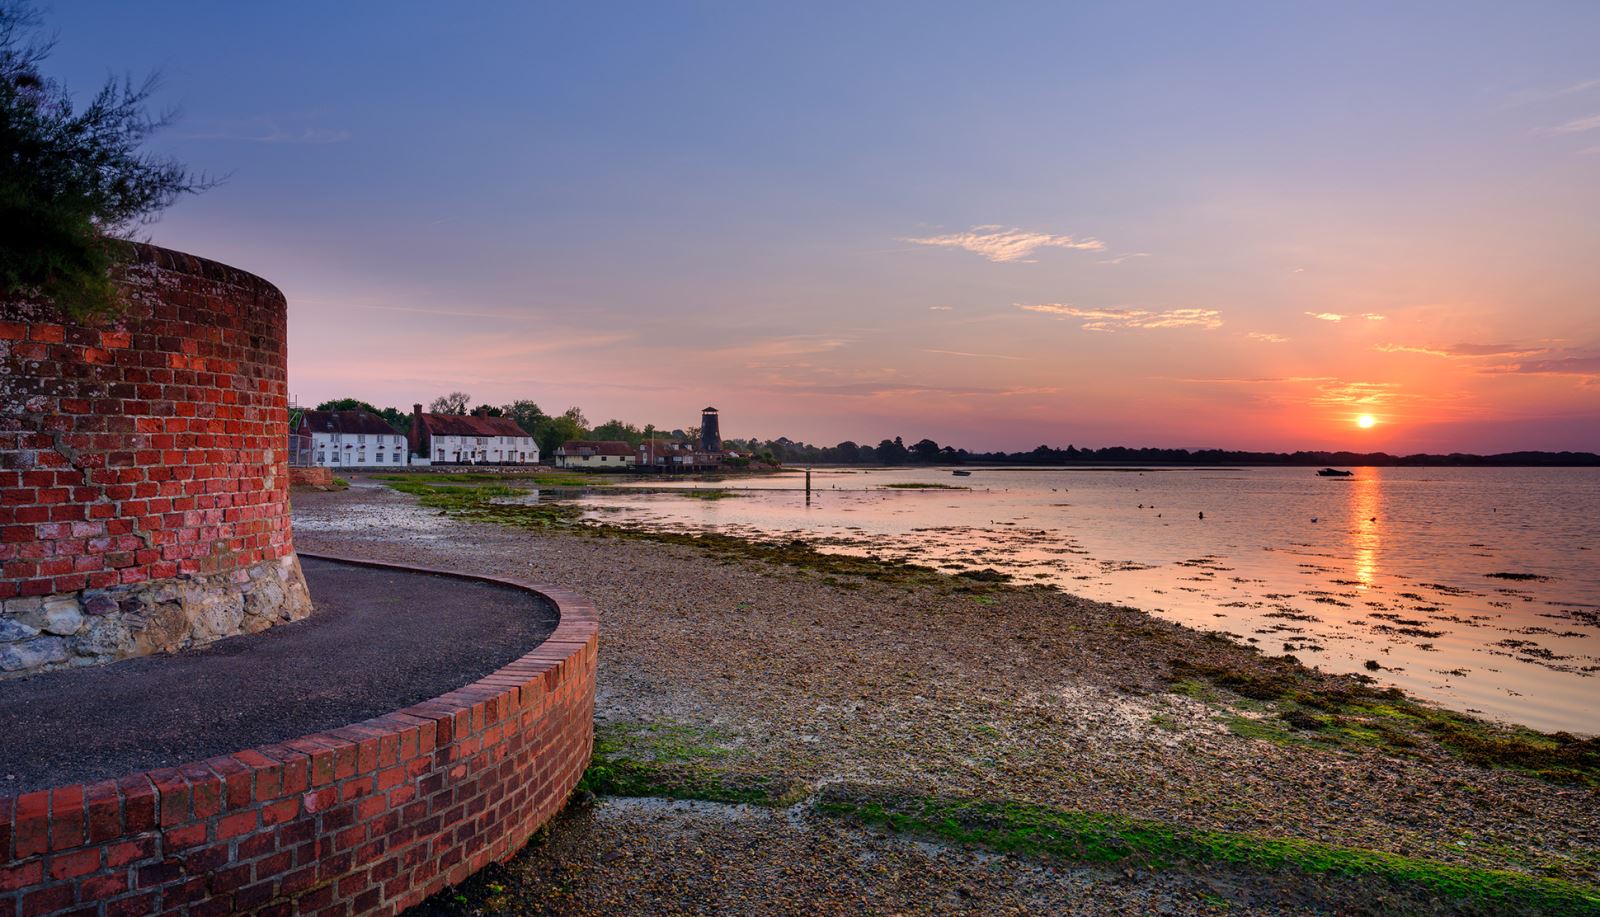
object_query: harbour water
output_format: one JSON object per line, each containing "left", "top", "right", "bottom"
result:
{"left": 577, "top": 466, "right": 1600, "bottom": 735}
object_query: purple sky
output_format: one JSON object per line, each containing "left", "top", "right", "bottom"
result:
{"left": 53, "top": 2, "right": 1600, "bottom": 452}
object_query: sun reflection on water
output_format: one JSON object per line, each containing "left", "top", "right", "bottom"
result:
{"left": 1348, "top": 469, "right": 1383, "bottom": 589}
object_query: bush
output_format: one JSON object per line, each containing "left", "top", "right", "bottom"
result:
{"left": 1, "top": 1, "right": 210, "bottom": 318}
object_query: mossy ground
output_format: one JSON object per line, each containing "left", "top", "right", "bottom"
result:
{"left": 561, "top": 730, "right": 1600, "bottom": 917}
{"left": 372, "top": 471, "right": 604, "bottom": 488}
{"left": 819, "top": 790, "right": 1600, "bottom": 917}
{"left": 1169, "top": 658, "right": 1600, "bottom": 789}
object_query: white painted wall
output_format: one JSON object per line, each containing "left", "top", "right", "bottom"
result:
{"left": 428, "top": 434, "right": 540, "bottom": 465}
{"left": 555, "top": 452, "right": 634, "bottom": 468}
{"left": 311, "top": 431, "right": 411, "bottom": 468}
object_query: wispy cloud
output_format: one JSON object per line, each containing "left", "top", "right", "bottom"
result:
{"left": 1177, "top": 376, "right": 1335, "bottom": 385}
{"left": 1247, "top": 332, "right": 1288, "bottom": 344}
{"left": 1546, "top": 113, "right": 1600, "bottom": 134}
{"left": 1480, "top": 355, "right": 1600, "bottom": 377}
{"left": 1096, "top": 252, "right": 1150, "bottom": 266}
{"left": 903, "top": 225, "right": 1104, "bottom": 263}
{"left": 1362, "top": 313, "right": 1386, "bottom": 321}
{"left": 1311, "top": 381, "right": 1410, "bottom": 408}
{"left": 928, "top": 305, "right": 954, "bottom": 311}
{"left": 922, "top": 348, "right": 1025, "bottom": 361}
{"left": 1305, "top": 312, "right": 1345, "bottom": 322}
{"left": 1376, "top": 342, "right": 1548, "bottom": 359}
{"left": 754, "top": 379, "right": 1052, "bottom": 398}
{"left": 1020, "top": 303, "right": 1222, "bottom": 331}
{"left": 1501, "top": 77, "right": 1600, "bottom": 107}
{"left": 314, "top": 301, "right": 532, "bottom": 321}
{"left": 187, "top": 118, "right": 351, "bottom": 144}
{"left": 709, "top": 334, "right": 856, "bottom": 363}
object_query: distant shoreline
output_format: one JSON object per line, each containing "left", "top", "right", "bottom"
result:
{"left": 797, "top": 453, "right": 1600, "bottom": 469}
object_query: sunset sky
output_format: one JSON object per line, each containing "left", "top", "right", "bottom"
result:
{"left": 55, "top": 2, "right": 1600, "bottom": 452}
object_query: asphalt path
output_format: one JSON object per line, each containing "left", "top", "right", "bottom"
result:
{"left": 0, "top": 556, "right": 557, "bottom": 795}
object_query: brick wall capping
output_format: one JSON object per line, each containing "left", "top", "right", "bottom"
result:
{"left": 0, "top": 554, "right": 598, "bottom": 916}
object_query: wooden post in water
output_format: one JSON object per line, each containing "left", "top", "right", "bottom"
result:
{"left": 806, "top": 465, "right": 812, "bottom": 504}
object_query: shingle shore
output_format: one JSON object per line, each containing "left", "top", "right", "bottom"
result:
{"left": 292, "top": 480, "right": 1599, "bottom": 914}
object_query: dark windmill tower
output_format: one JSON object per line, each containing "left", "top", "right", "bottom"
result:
{"left": 700, "top": 406, "right": 723, "bottom": 453}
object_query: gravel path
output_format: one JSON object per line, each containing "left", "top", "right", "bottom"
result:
{"left": 294, "top": 480, "right": 1600, "bottom": 914}
{"left": 0, "top": 557, "right": 556, "bottom": 794}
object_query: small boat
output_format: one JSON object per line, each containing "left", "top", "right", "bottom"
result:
{"left": 1316, "top": 468, "right": 1354, "bottom": 477}
{"left": 951, "top": 470, "right": 972, "bottom": 477}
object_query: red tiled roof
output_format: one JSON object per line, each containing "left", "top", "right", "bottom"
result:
{"left": 296, "top": 410, "right": 400, "bottom": 436}
{"left": 557, "top": 441, "right": 633, "bottom": 456}
{"left": 418, "top": 413, "right": 529, "bottom": 438}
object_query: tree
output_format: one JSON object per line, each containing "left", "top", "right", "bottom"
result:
{"left": 536, "top": 410, "right": 587, "bottom": 458}
{"left": 313, "top": 397, "right": 407, "bottom": 433}
{"left": 1, "top": 2, "right": 212, "bottom": 318}
{"left": 316, "top": 397, "right": 381, "bottom": 414}
{"left": 428, "top": 392, "right": 470, "bottom": 415}
{"left": 591, "top": 418, "right": 644, "bottom": 446}
{"left": 500, "top": 400, "right": 548, "bottom": 437}
{"left": 910, "top": 438, "right": 942, "bottom": 462}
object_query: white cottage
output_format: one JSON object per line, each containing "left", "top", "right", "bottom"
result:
{"left": 294, "top": 410, "right": 410, "bottom": 468}
{"left": 410, "top": 406, "right": 539, "bottom": 465}
{"left": 553, "top": 440, "right": 635, "bottom": 469}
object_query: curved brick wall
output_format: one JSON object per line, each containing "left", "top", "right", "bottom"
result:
{"left": 0, "top": 555, "right": 599, "bottom": 916}
{"left": 0, "top": 244, "right": 311, "bottom": 676}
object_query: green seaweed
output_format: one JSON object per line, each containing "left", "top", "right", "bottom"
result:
{"left": 1170, "top": 659, "right": 1600, "bottom": 788}
{"left": 565, "top": 746, "right": 1600, "bottom": 916}
{"left": 372, "top": 471, "right": 604, "bottom": 487}
{"left": 677, "top": 489, "right": 743, "bottom": 500}
{"left": 576, "top": 722, "right": 777, "bottom": 805}
{"left": 820, "top": 791, "right": 1600, "bottom": 917}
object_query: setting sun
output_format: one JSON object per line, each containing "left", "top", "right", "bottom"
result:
{"left": 1357, "top": 414, "right": 1377, "bottom": 429}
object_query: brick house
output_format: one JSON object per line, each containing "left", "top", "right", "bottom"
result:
{"left": 637, "top": 439, "right": 723, "bottom": 471}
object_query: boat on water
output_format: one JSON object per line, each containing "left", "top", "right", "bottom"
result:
{"left": 951, "top": 470, "right": 972, "bottom": 476}
{"left": 1316, "top": 468, "right": 1354, "bottom": 477}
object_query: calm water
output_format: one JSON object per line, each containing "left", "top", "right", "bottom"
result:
{"left": 576, "top": 466, "right": 1600, "bottom": 735}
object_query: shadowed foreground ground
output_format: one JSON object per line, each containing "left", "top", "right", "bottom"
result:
{"left": 0, "top": 557, "right": 555, "bottom": 794}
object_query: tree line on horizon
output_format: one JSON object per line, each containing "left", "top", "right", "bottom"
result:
{"left": 312, "top": 396, "right": 1600, "bottom": 468}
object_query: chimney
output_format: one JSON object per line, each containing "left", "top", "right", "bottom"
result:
{"left": 410, "top": 403, "right": 423, "bottom": 457}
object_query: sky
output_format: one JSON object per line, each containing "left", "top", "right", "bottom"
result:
{"left": 47, "top": 2, "right": 1600, "bottom": 453}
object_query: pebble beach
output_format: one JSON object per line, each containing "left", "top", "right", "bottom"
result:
{"left": 291, "top": 478, "right": 1600, "bottom": 915}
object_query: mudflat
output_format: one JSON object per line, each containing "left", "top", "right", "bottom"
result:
{"left": 298, "top": 479, "right": 1600, "bottom": 916}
